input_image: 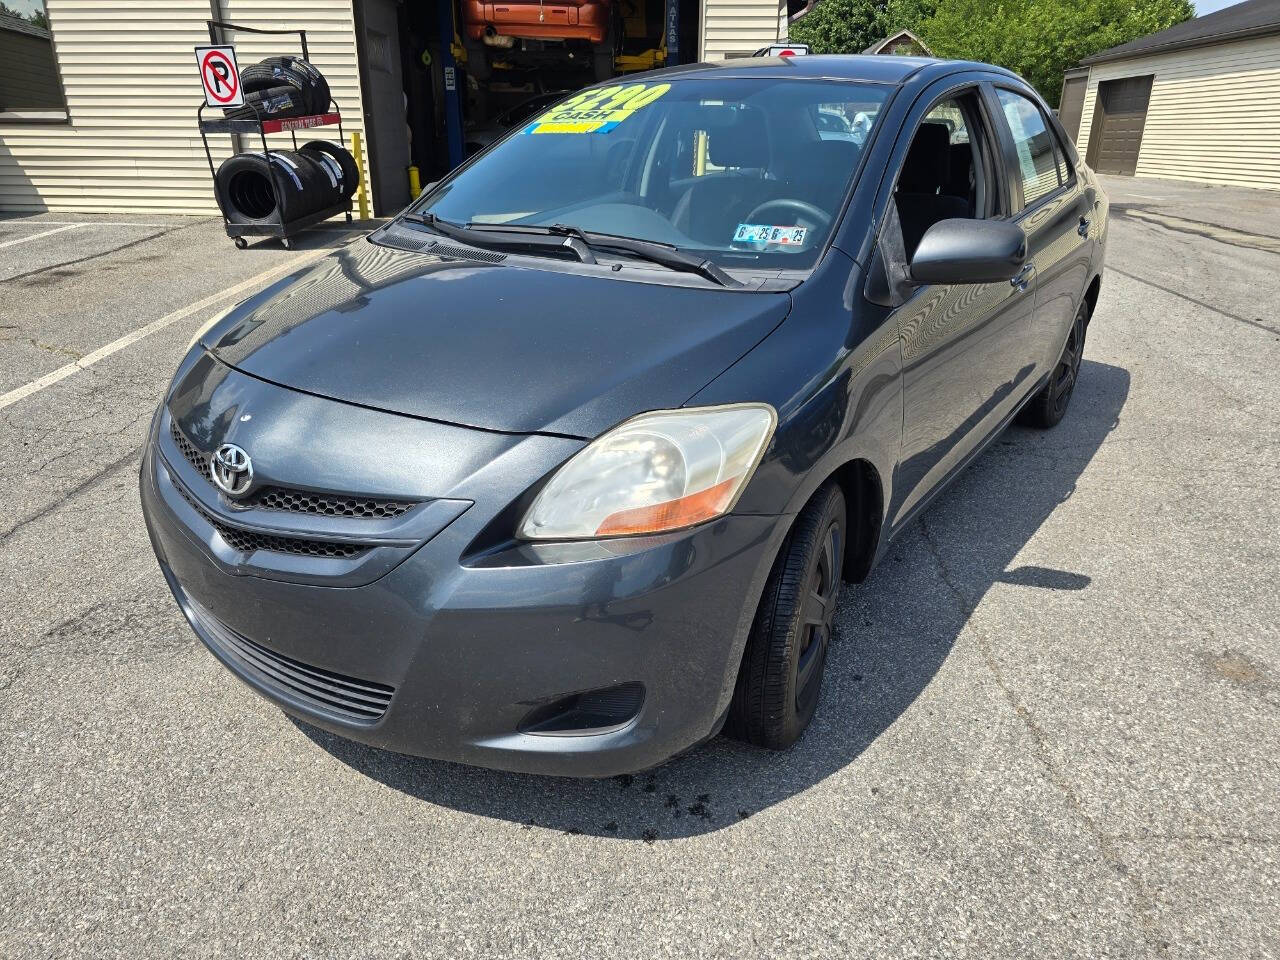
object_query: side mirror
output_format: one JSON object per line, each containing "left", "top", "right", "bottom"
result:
{"left": 909, "top": 219, "right": 1026, "bottom": 285}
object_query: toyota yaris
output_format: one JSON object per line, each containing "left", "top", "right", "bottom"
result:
{"left": 142, "top": 56, "right": 1106, "bottom": 776}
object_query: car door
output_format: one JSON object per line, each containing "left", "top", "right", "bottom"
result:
{"left": 989, "top": 85, "right": 1094, "bottom": 380}
{"left": 881, "top": 83, "right": 1039, "bottom": 531}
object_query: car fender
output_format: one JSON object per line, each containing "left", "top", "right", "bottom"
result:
{"left": 686, "top": 248, "right": 901, "bottom": 529}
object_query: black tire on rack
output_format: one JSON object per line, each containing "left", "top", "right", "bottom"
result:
{"left": 215, "top": 151, "right": 329, "bottom": 225}
{"left": 240, "top": 57, "right": 331, "bottom": 115}
{"left": 224, "top": 85, "right": 310, "bottom": 121}
{"left": 293, "top": 149, "right": 344, "bottom": 207}
{"left": 300, "top": 140, "right": 359, "bottom": 199}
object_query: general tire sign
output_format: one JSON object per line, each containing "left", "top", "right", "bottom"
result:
{"left": 195, "top": 45, "right": 244, "bottom": 108}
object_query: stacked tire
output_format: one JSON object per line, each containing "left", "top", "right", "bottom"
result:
{"left": 214, "top": 142, "right": 358, "bottom": 225}
{"left": 226, "top": 56, "right": 330, "bottom": 120}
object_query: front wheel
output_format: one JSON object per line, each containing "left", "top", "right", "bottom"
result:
{"left": 726, "top": 482, "right": 846, "bottom": 749}
{"left": 1019, "top": 300, "right": 1088, "bottom": 429}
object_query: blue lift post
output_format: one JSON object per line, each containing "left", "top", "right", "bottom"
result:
{"left": 665, "top": 0, "right": 679, "bottom": 64}
{"left": 438, "top": 0, "right": 465, "bottom": 169}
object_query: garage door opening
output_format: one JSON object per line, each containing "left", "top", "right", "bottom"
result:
{"left": 1086, "top": 74, "right": 1153, "bottom": 177}
{"left": 353, "top": 0, "right": 696, "bottom": 215}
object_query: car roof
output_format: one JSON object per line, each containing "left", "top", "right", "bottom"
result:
{"left": 636, "top": 54, "right": 1019, "bottom": 88}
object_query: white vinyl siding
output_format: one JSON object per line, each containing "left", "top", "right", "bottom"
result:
{"left": 0, "top": 0, "right": 366, "bottom": 215}
{"left": 1077, "top": 33, "right": 1280, "bottom": 191}
{"left": 700, "top": 0, "right": 786, "bottom": 60}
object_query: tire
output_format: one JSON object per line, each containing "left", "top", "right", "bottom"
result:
{"left": 240, "top": 56, "right": 330, "bottom": 115}
{"left": 300, "top": 140, "right": 359, "bottom": 199}
{"left": 224, "top": 85, "right": 310, "bottom": 121}
{"left": 1018, "top": 299, "right": 1088, "bottom": 429}
{"left": 214, "top": 151, "right": 330, "bottom": 225}
{"left": 726, "top": 482, "right": 846, "bottom": 749}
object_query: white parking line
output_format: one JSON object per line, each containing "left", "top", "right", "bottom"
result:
{"left": 0, "top": 249, "right": 328, "bottom": 412}
{"left": 0, "top": 220, "right": 173, "bottom": 228}
{"left": 0, "top": 224, "right": 82, "bottom": 250}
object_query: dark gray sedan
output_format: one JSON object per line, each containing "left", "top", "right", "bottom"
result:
{"left": 141, "top": 56, "right": 1106, "bottom": 776}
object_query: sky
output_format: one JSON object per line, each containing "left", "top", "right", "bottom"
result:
{"left": 5, "top": 0, "right": 43, "bottom": 17}
{"left": 1194, "top": 0, "right": 1246, "bottom": 13}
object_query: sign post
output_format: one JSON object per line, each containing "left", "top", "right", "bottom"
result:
{"left": 195, "top": 45, "right": 244, "bottom": 108}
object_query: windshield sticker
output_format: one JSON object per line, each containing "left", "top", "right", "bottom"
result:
{"left": 524, "top": 83, "right": 671, "bottom": 135}
{"left": 733, "top": 224, "right": 808, "bottom": 247}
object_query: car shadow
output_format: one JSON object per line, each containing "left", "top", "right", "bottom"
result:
{"left": 294, "top": 359, "right": 1129, "bottom": 839}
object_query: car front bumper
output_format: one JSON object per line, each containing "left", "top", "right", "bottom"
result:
{"left": 141, "top": 421, "right": 787, "bottom": 778}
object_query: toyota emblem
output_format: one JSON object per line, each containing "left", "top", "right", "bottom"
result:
{"left": 210, "top": 443, "right": 253, "bottom": 497}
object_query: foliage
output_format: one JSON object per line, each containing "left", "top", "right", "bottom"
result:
{"left": 790, "top": 0, "right": 890, "bottom": 55}
{"left": 920, "top": 0, "right": 1193, "bottom": 104}
{"left": 790, "top": 0, "right": 1194, "bottom": 106}
{"left": 0, "top": 1, "right": 49, "bottom": 28}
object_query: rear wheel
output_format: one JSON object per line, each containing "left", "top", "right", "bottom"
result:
{"left": 726, "top": 482, "right": 845, "bottom": 749}
{"left": 1019, "top": 300, "right": 1088, "bottom": 429}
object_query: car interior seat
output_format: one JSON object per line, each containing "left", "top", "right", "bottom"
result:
{"left": 671, "top": 108, "right": 776, "bottom": 244}
{"left": 895, "top": 121, "right": 971, "bottom": 260}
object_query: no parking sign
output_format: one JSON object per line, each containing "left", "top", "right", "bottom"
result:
{"left": 195, "top": 45, "right": 244, "bottom": 108}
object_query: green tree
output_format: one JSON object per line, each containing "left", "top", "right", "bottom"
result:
{"left": 920, "top": 0, "right": 1193, "bottom": 105}
{"left": 791, "top": 0, "right": 1193, "bottom": 106}
{"left": 790, "top": 0, "right": 889, "bottom": 54}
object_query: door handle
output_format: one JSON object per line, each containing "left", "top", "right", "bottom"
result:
{"left": 1078, "top": 217, "right": 1091, "bottom": 238}
{"left": 1010, "top": 263, "right": 1033, "bottom": 292}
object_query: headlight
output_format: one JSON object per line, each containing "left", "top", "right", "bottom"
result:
{"left": 185, "top": 304, "right": 235, "bottom": 353}
{"left": 519, "top": 403, "right": 776, "bottom": 540}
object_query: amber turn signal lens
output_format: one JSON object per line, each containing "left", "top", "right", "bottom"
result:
{"left": 594, "top": 476, "right": 739, "bottom": 537}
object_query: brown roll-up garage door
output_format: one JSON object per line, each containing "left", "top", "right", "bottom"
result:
{"left": 1058, "top": 73, "right": 1087, "bottom": 143}
{"left": 1086, "top": 75, "right": 1154, "bottom": 176}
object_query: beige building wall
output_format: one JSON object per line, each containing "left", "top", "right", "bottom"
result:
{"left": 1077, "top": 33, "right": 1280, "bottom": 191}
{"left": 700, "top": 0, "right": 786, "bottom": 60}
{"left": 0, "top": 0, "right": 368, "bottom": 215}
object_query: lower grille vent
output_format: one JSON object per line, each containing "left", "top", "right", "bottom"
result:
{"left": 187, "top": 597, "right": 394, "bottom": 724}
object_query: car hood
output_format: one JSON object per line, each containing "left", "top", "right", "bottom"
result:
{"left": 207, "top": 238, "right": 790, "bottom": 438}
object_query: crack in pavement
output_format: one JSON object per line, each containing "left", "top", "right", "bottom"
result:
{"left": 917, "top": 516, "right": 1169, "bottom": 954}
{"left": 0, "top": 219, "right": 214, "bottom": 286}
{"left": 0, "top": 443, "right": 142, "bottom": 548}
{"left": 1108, "top": 267, "right": 1280, "bottom": 338}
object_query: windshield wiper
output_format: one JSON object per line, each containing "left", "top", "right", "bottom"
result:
{"left": 405, "top": 214, "right": 739, "bottom": 287}
{"left": 404, "top": 212, "right": 595, "bottom": 264}
{"left": 554, "top": 227, "right": 741, "bottom": 288}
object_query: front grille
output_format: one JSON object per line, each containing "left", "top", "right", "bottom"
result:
{"left": 171, "top": 421, "right": 207, "bottom": 476}
{"left": 186, "top": 596, "right": 394, "bottom": 724}
{"left": 252, "top": 487, "right": 415, "bottom": 519}
{"left": 172, "top": 478, "right": 367, "bottom": 560}
{"left": 169, "top": 420, "right": 416, "bottom": 520}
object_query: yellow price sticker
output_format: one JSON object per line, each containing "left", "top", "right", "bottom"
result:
{"left": 525, "top": 83, "right": 672, "bottom": 134}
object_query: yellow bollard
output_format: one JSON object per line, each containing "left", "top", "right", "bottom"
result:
{"left": 352, "top": 130, "right": 370, "bottom": 221}
{"left": 408, "top": 165, "right": 422, "bottom": 199}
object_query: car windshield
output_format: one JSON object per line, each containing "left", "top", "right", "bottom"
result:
{"left": 410, "top": 77, "right": 891, "bottom": 272}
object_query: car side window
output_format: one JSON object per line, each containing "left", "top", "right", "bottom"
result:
{"left": 892, "top": 92, "right": 994, "bottom": 260}
{"left": 995, "top": 89, "right": 1061, "bottom": 207}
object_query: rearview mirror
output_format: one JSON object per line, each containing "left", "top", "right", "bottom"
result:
{"left": 909, "top": 219, "right": 1026, "bottom": 285}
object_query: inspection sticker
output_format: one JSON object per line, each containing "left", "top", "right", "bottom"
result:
{"left": 524, "top": 83, "right": 671, "bottom": 134}
{"left": 733, "top": 224, "right": 808, "bottom": 246}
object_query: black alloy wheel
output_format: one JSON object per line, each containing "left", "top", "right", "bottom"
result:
{"left": 726, "top": 482, "right": 846, "bottom": 749}
{"left": 1019, "top": 300, "right": 1089, "bottom": 429}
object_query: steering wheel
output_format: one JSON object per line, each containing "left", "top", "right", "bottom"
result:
{"left": 744, "top": 199, "right": 832, "bottom": 232}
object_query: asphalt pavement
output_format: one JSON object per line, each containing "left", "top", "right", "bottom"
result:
{"left": 1, "top": 179, "right": 1277, "bottom": 958}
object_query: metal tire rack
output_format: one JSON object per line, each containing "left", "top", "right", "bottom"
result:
{"left": 197, "top": 21, "right": 353, "bottom": 250}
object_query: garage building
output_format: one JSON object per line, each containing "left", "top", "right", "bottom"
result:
{"left": 1, "top": 0, "right": 784, "bottom": 217}
{"left": 1059, "top": 0, "right": 1280, "bottom": 191}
